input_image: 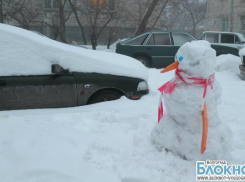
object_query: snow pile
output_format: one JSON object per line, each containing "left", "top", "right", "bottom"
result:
{"left": 0, "top": 24, "right": 148, "bottom": 81}
{"left": 152, "top": 41, "right": 232, "bottom": 160}
{"left": 239, "top": 47, "right": 245, "bottom": 57}
{"left": 216, "top": 54, "right": 241, "bottom": 73}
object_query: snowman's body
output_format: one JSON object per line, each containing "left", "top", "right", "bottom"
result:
{"left": 151, "top": 41, "right": 232, "bottom": 160}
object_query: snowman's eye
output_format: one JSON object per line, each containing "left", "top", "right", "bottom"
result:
{"left": 179, "top": 56, "right": 184, "bottom": 62}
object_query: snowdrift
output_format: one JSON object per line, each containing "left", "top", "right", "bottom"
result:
{"left": 0, "top": 24, "right": 148, "bottom": 81}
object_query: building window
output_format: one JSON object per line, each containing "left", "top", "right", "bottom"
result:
{"left": 91, "top": 0, "right": 116, "bottom": 11}
{"left": 220, "top": 17, "right": 229, "bottom": 31}
{"left": 44, "top": 0, "right": 58, "bottom": 9}
{"left": 240, "top": 16, "right": 245, "bottom": 31}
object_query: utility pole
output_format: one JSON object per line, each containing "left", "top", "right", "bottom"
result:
{"left": 230, "top": 0, "right": 234, "bottom": 32}
{"left": 0, "top": 0, "right": 3, "bottom": 23}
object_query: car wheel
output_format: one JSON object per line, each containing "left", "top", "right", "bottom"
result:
{"left": 135, "top": 56, "right": 150, "bottom": 67}
{"left": 88, "top": 90, "right": 123, "bottom": 104}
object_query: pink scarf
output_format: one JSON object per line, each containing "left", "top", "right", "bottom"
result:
{"left": 158, "top": 69, "right": 215, "bottom": 123}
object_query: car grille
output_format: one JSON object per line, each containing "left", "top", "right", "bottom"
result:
{"left": 243, "top": 56, "right": 245, "bottom": 65}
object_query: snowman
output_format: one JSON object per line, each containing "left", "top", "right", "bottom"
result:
{"left": 151, "top": 41, "right": 232, "bottom": 160}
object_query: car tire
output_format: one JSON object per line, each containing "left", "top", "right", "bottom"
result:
{"left": 87, "top": 90, "right": 123, "bottom": 104}
{"left": 135, "top": 56, "right": 150, "bottom": 67}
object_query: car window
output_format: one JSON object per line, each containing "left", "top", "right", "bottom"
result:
{"left": 172, "top": 33, "right": 195, "bottom": 45}
{"left": 235, "top": 36, "right": 241, "bottom": 44}
{"left": 154, "top": 33, "right": 171, "bottom": 45}
{"left": 221, "top": 34, "right": 235, "bottom": 44}
{"left": 206, "top": 34, "right": 219, "bottom": 43}
{"left": 146, "top": 35, "right": 155, "bottom": 45}
{"left": 200, "top": 34, "right": 205, "bottom": 40}
{"left": 126, "top": 35, "right": 148, "bottom": 45}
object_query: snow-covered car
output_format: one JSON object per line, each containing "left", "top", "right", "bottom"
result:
{"left": 199, "top": 31, "right": 245, "bottom": 50}
{"left": 0, "top": 24, "right": 149, "bottom": 110}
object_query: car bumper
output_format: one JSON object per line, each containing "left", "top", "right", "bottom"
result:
{"left": 239, "top": 65, "right": 245, "bottom": 79}
{"left": 127, "top": 90, "right": 149, "bottom": 100}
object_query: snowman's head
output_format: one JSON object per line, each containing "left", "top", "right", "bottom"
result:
{"left": 161, "top": 41, "right": 217, "bottom": 78}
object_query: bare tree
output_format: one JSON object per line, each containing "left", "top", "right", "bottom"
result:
{"left": 42, "top": 15, "right": 60, "bottom": 40}
{"left": 125, "top": 0, "right": 151, "bottom": 27}
{"left": 106, "top": 28, "right": 117, "bottom": 49}
{"left": 180, "top": 0, "right": 207, "bottom": 36}
{"left": 68, "top": 0, "right": 87, "bottom": 45}
{"left": 134, "top": 0, "right": 160, "bottom": 36}
{"left": 151, "top": 0, "right": 169, "bottom": 29}
{"left": 0, "top": 0, "right": 3, "bottom": 23}
{"left": 106, "top": 0, "right": 128, "bottom": 49}
{"left": 5, "top": 0, "right": 42, "bottom": 30}
{"left": 81, "top": 0, "right": 116, "bottom": 50}
{"left": 157, "top": 0, "right": 185, "bottom": 30}
{"left": 42, "top": 0, "right": 72, "bottom": 42}
{"left": 58, "top": 0, "right": 71, "bottom": 42}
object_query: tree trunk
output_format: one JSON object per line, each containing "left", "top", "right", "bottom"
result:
{"left": 68, "top": 0, "right": 87, "bottom": 45}
{"left": 58, "top": 0, "right": 66, "bottom": 42}
{"left": 0, "top": 0, "right": 4, "bottom": 23}
{"left": 134, "top": 0, "right": 159, "bottom": 36}
{"left": 91, "top": 33, "right": 97, "bottom": 50}
{"left": 151, "top": 0, "right": 169, "bottom": 29}
{"left": 192, "top": 23, "right": 196, "bottom": 37}
{"left": 107, "top": 35, "right": 113, "bottom": 49}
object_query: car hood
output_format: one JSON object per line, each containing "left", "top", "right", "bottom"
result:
{"left": 0, "top": 24, "right": 148, "bottom": 81}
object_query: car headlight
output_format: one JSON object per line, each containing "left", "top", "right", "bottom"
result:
{"left": 137, "top": 81, "right": 148, "bottom": 91}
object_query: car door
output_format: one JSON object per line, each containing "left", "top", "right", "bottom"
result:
{"left": 172, "top": 32, "right": 196, "bottom": 53}
{"left": 0, "top": 74, "right": 77, "bottom": 110}
{"left": 123, "top": 34, "right": 149, "bottom": 55}
{"left": 144, "top": 33, "right": 175, "bottom": 68}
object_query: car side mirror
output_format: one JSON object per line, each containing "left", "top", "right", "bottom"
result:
{"left": 52, "top": 64, "right": 65, "bottom": 75}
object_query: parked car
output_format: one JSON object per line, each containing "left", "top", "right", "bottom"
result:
{"left": 0, "top": 64, "right": 148, "bottom": 110}
{"left": 0, "top": 24, "right": 149, "bottom": 111}
{"left": 199, "top": 31, "right": 245, "bottom": 50}
{"left": 116, "top": 31, "right": 239, "bottom": 68}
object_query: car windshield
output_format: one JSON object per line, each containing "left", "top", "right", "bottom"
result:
{"left": 172, "top": 33, "right": 195, "bottom": 45}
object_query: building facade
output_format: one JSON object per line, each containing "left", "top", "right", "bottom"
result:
{"left": 205, "top": 0, "right": 245, "bottom": 35}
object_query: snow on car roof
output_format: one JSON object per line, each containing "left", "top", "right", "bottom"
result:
{"left": 0, "top": 24, "right": 148, "bottom": 81}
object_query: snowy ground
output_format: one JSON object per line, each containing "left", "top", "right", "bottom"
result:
{"left": 0, "top": 54, "right": 245, "bottom": 182}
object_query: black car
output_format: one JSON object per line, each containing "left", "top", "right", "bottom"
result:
{"left": 0, "top": 25, "right": 149, "bottom": 110}
{"left": 116, "top": 31, "right": 239, "bottom": 68}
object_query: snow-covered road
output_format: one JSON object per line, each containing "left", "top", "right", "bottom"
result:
{"left": 0, "top": 55, "right": 245, "bottom": 182}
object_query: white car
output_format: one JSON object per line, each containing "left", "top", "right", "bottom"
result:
{"left": 199, "top": 31, "right": 245, "bottom": 50}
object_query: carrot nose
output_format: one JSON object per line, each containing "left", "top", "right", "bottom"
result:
{"left": 161, "top": 61, "right": 179, "bottom": 73}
